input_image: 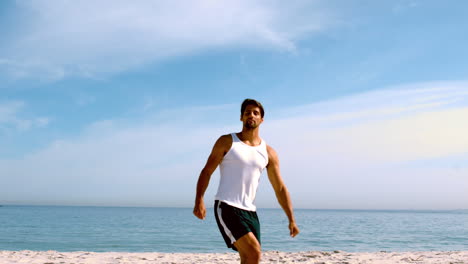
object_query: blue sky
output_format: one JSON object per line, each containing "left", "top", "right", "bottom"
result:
{"left": 1, "top": 0, "right": 467, "bottom": 209}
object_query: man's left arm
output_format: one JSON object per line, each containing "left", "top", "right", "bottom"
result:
{"left": 266, "top": 145, "right": 300, "bottom": 238}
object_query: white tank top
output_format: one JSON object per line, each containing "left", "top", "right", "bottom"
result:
{"left": 215, "top": 133, "right": 269, "bottom": 211}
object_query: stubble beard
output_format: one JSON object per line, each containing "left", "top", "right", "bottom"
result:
{"left": 244, "top": 121, "right": 259, "bottom": 129}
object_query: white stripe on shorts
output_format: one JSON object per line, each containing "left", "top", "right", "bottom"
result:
{"left": 217, "top": 202, "right": 236, "bottom": 245}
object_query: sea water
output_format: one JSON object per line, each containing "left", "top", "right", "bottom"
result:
{"left": 0, "top": 205, "right": 467, "bottom": 253}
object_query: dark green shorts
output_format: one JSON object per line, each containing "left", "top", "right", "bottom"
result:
{"left": 214, "top": 200, "right": 261, "bottom": 251}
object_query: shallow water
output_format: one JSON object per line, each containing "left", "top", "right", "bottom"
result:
{"left": 0, "top": 206, "right": 467, "bottom": 252}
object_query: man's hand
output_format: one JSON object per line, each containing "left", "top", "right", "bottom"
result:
{"left": 193, "top": 200, "right": 206, "bottom": 220}
{"left": 289, "top": 221, "right": 300, "bottom": 237}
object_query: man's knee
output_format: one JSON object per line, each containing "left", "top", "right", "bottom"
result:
{"left": 235, "top": 233, "right": 261, "bottom": 262}
{"left": 240, "top": 244, "right": 260, "bottom": 256}
{"left": 239, "top": 247, "right": 261, "bottom": 263}
{"left": 249, "top": 247, "right": 261, "bottom": 260}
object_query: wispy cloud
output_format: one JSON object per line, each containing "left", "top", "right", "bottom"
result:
{"left": 1, "top": 81, "right": 467, "bottom": 209}
{"left": 266, "top": 82, "right": 468, "bottom": 164}
{"left": 260, "top": 82, "right": 468, "bottom": 209}
{"left": 392, "top": 0, "right": 420, "bottom": 14}
{"left": 0, "top": 0, "right": 332, "bottom": 80}
{"left": 0, "top": 58, "right": 66, "bottom": 81}
{"left": 75, "top": 94, "right": 96, "bottom": 107}
{"left": 0, "top": 101, "right": 50, "bottom": 132}
{"left": 0, "top": 113, "right": 234, "bottom": 206}
{"left": 272, "top": 81, "right": 468, "bottom": 124}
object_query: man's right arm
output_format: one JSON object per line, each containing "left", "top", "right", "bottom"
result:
{"left": 193, "top": 135, "right": 231, "bottom": 220}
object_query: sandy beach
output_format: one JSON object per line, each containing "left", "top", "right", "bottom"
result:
{"left": 1, "top": 250, "right": 467, "bottom": 264}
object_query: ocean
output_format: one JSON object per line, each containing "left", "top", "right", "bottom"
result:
{"left": 0, "top": 205, "right": 467, "bottom": 253}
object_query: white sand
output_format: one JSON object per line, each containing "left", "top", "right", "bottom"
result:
{"left": 1, "top": 250, "right": 467, "bottom": 264}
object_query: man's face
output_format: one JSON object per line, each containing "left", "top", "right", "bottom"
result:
{"left": 241, "top": 105, "right": 263, "bottom": 129}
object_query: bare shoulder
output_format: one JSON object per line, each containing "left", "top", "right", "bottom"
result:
{"left": 217, "top": 134, "right": 233, "bottom": 145}
{"left": 213, "top": 134, "right": 233, "bottom": 154}
{"left": 266, "top": 144, "right": 279, "bottom": 164}
{"left": 266, "top": 144, "right": 278, "bottom": 156}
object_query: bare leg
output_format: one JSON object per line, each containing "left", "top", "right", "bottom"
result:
{"left": 233, "top": 232, "right": 261, "bottom": 264}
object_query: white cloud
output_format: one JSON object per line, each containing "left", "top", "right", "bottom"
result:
{"left": 1, "top": 82, "right": 467, "bottom": 209}
{"left": 0, "top": 0, "right": 331, "bottom": 80}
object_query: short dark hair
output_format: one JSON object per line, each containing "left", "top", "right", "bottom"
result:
{"left": 241, "top": 99, "right": 265, "bottom": 118}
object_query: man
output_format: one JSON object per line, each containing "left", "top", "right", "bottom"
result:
{"left": 193, "top": 99, "right": 299, "bottom": 264}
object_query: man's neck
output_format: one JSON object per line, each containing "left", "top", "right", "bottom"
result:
{"left": 238, "top": 128, "right": 261, "bottom": 146}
